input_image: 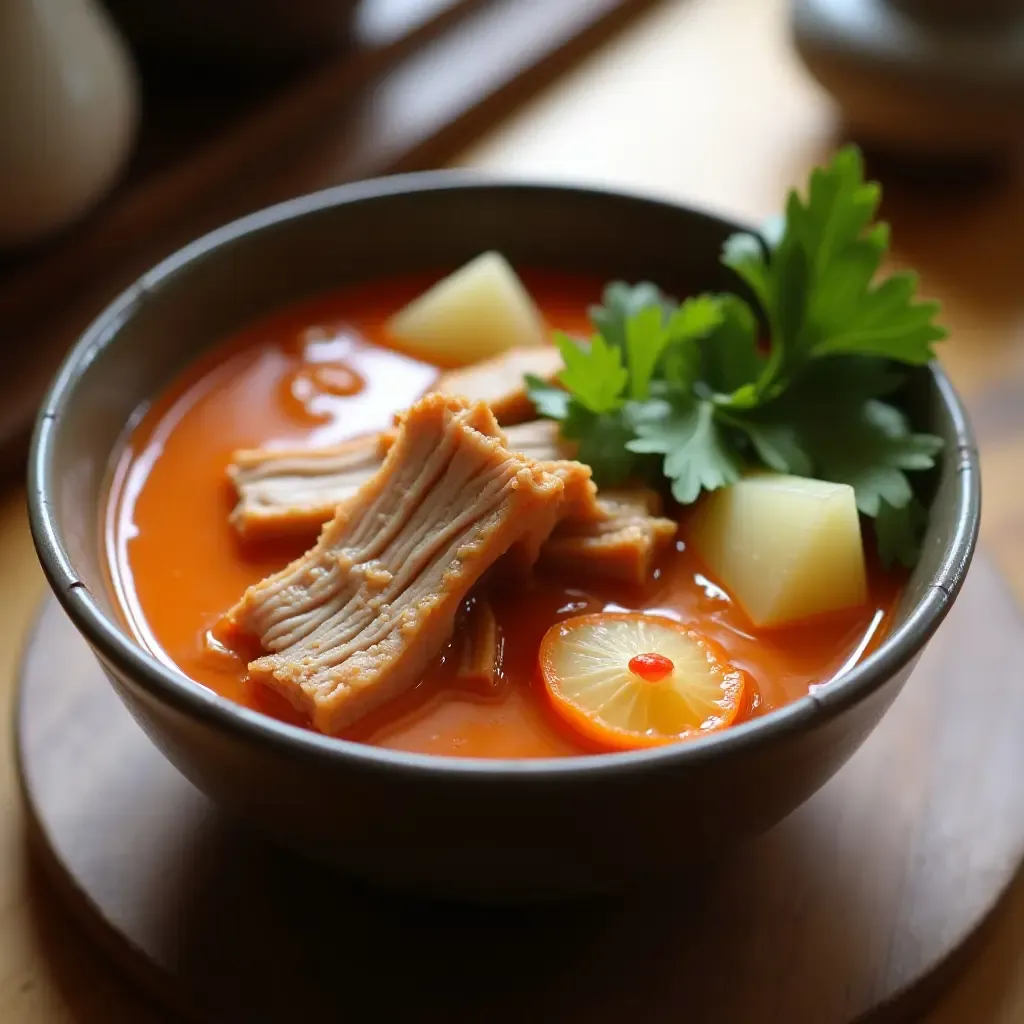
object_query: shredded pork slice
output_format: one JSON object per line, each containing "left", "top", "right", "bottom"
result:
{"left": 224, "top": 394, "right": 574, "bottom": 734}
{"left": 434, "top": 345, "right": 564, "bottom": 425}
{"left": 227, "top": 433, "right": 392, "bottom": 541}
{"left": 454, "top": 595, "right": 501, "bottom": 688}
{"left": 502, "top": 419, "right": 572, "bottom": 462}
{"left": 493, "top": 420, "right": 603, "bottom": 526}
{"left": 227, "top": 414, "right": 575, "bottom": 541}
{"left": 228, "top": 396, "right": 671, "bottom": 588}
{"left": 227, "top": 402, "right": 504, "bottom": 540}
{"left": 540, "top": 487, "right": 678, "bottom": 586}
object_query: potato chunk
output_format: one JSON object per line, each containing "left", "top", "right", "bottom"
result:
{"left": 691, "top": 474, "right": 868, "bottom": 628}
{"left": 387, "top": 252, "right": 547, "bottom": 365}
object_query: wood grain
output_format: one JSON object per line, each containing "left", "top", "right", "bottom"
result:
{"left": 13, "top": 554, "right": 1023, "bottom": 1024}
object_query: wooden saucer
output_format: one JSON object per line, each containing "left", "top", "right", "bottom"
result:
{"left": 15, "top": 552, "right": 1024, "bottom": 1022}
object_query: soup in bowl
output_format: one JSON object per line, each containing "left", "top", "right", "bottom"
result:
{"left": 29, "top": 160, "right": 979, "bottom": 899}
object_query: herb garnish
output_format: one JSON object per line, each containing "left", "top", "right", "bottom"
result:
{"left": 525, "top": 146, "right": 947, "bottom": 567}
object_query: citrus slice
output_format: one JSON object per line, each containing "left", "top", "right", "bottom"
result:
{"left": 539, "top": 613, "right": 747, "bottom": 751}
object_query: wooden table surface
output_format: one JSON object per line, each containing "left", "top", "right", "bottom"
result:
{"left": 3, "top": 0, "right": 1024, "bottom": 1019}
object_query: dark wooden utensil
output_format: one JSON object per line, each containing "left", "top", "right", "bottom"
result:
{"left": 0, "top": 0, "right": 660, "bottom": 475}
{"left": 103, "top": 0, "right": 362, "bottom": 60}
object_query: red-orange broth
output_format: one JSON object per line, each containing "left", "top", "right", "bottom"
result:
{"left": 105, "top": 270, "right": 903, "bottom": 758}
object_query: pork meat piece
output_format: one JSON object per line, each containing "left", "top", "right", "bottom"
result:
{"left": 539, "top": 487, "right": 678, "bottom": 586}
{"left": 434, "top": 345, "right": 563, "bottom": 425}
{"left": 223, "top": 394, "right": 574, "bottom": 734}
{"left": 227, "top": 402, "right": 504, "bottom": 540}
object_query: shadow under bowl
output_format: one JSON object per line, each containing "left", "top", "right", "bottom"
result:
{"left": 27, "top": 175, "right": 980, "bottom": 901}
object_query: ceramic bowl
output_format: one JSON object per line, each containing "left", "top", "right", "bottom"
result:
{"left": 28, "top": 176, "right": 980, "bottom": 901}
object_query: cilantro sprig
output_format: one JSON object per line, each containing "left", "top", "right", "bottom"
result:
{"left": 525, "top": 146, "right": 947, "bottom": 567}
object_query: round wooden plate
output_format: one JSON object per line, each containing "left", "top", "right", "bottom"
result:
{"left": 15, "top": 552, "right": 1024, "bottom": 1023}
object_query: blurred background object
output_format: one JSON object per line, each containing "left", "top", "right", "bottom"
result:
{"left": 101, "top": 0, "right": 492, "bottom": 62}
{"left": 0, "top": 0, "right": 138, "bottom": 249}
{"left": 96, "top": 0, "right": 490, "bottom": 186}
{"left": 103, "top": 0, "right": 360, "bottom": 61}
{"left": 792, "top": 0, "right": 1024, "bottom": 159}
{"left": 0, "top": 0, "right": 655, "bottom": 470}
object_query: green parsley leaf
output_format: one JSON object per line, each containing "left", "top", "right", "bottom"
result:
{"left": 561, "top": 404, "right": 642, "bottom": 486}
{"left": 728, "top": 416, "right": 812, "bottom": 476}
{"left": 590, "top": 281, "right": 675, "bottom": 351}
{"left": 554, "top": 331, "right": 627, "bottom": 414}
{"left": 721, "top": 231, "right": 773, "bottom": 315}
{"left": 750, "top": 361, "right": 943, "bottom": 564}
{"left": 657, "top": 295, "right": 727, "bottom": 391}
{"left": 874, "top": 497, "right": 929, "bottom": 568}
{"left": 804, "top": 398, "right": 943, "bottom": 518}
{"left": 668, "top": 294, "right": 727, "bottom": 341}
{"left": 627, "top": 398, "right": 742, "bottom": 503}
{"left": 722, "top": 145, "right": 947, "bottom": 398}
{"left": 523, "top": 374, "right": 570, "bottom": 419}
{"left": 526, "top": 369, "right": 652, "bottom": 486}
{"left": 626, "top": 305, "right": 672, "bottom": 400}
{"left": 523, "top": 146, "right": 949, "bottom": 565}
{"left": 697, "top": 295, "right": 763, "bottom": 398}
{"left": 810, "top": 270, "right": 946, "bottom": 364}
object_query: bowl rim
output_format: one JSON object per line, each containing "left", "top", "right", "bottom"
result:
{"left": 27, "top": 171, "right": 982, "bottom": 780}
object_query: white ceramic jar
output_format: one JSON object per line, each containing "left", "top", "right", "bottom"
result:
{"left": 0, "top": 0, "right": 139, "bottom": 249}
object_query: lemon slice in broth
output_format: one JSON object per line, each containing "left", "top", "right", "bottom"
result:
{"left": 539, "top": 613, "right": 747, "bottom": 750}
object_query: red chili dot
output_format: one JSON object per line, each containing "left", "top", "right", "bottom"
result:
{"left": 628, "top": 652, "right": 674, "bottom": 682}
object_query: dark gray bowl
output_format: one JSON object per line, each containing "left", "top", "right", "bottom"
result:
{"left": 28, "top": 176, "right": 980, "bottom": 901}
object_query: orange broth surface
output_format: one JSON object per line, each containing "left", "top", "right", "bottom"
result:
{"left": 105, "top": 270, "right": 903, "bottom": 758}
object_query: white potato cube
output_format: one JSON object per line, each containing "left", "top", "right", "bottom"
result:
{"left": 691, "top": 474, "right": 868, "bottom": 628}
{"left": 387, "top": 251, "right": 547, "bottom": 365}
